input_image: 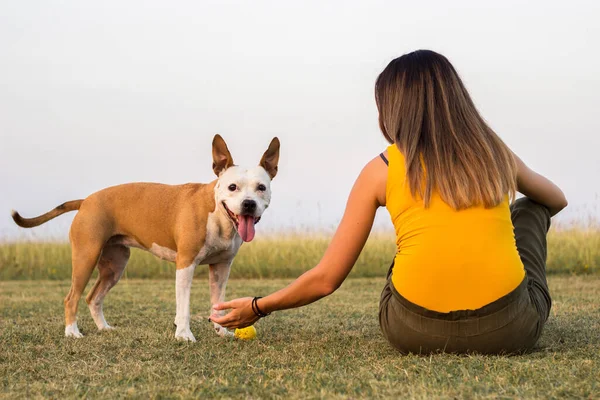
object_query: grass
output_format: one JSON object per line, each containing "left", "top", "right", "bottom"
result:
{"left": 1, "top": 228, "right": 599, "bottom": 280}
{"left": 1, "top": 276, "right": 599, "bottom": 398}
{"left": 1, "top": 227, "right": 598, "bottom": 397}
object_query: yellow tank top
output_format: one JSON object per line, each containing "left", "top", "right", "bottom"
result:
{"left": 385, "top": 144, "right": 525, "bottom": 313}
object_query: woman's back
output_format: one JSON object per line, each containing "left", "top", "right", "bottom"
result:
{"left": 385, "top": 144, "right": 525, "bottom": 312}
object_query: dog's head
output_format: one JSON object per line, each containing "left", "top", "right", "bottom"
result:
{"left": 212, "top": 134, "right": 280, "bottom": 243}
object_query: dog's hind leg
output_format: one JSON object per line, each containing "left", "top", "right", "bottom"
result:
{"left": 86, "top": 244, "right": 130, "bottom": 330}
{"left": 64, "top": 242, "right": 103, "bottom": 338}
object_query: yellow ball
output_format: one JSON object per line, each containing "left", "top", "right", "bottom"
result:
{"left": 234, "top": 325, "right": 257, "bottom": 340}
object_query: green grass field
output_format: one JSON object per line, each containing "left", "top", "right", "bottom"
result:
{"left": 1, "top": 229, "right": 599, "bottom": 398}
{"left": 1, "top": 228, "right": 599, "bottom": 280}
{"left": 1, "top": 276, "right": 599, "bottom": 398}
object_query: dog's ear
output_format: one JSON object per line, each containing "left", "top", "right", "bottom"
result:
{"left": 259, "top": 137, "right": 280, "bottom": 180}
{"left": 212, "top": 134, "right": 235, "bottom": 176}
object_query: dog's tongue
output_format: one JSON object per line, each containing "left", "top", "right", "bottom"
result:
{"left": 238, "top": 215, "right": 255, "bottom": 242}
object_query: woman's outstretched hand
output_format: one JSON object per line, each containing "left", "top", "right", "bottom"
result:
{"left": 210, "top": 297, "right": 260, "bottom": 329}
{"left": 208, "top": 157, "right": 384, "bottom": 330}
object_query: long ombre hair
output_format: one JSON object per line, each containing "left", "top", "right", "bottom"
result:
{"left": 375, "top": 50, "right": 517, "bottom": 210}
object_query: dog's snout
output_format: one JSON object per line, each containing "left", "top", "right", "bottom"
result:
{"left": 242, "top": 199, "right": 257, "bottom": 214}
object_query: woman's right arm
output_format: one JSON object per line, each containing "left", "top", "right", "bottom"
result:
{"left": 513, "top": 153, "right": 568, "bottom": 216}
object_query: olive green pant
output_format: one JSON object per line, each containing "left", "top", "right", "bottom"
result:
{"left": 379, "top": 198, "right": 552, "bottom": 355}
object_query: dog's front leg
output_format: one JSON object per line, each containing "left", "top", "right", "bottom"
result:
{"left": 209, "top": 261, "right": 234, "bottom": 337}
{"left": 174, "top": 258, "right": 197, "bottom": 342}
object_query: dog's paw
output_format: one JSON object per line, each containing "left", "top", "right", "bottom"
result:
{"left": 65, "top": 323, "right": 84, "bottom": 338}
{"left": 175, "top": 327, "right": 197, "bottom": 342}
{"left": 213, "top": 323, "right": 234, "bottom": 337}
{"left": 99, "top": 325, "right": 115, "bottom": 331}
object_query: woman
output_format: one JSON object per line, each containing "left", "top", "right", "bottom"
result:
{"left": 211, "top": 50, "right": 567, "bottom": 354}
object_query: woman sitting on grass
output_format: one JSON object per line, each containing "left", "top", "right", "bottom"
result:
{"left": 211, "top": 49, "right": 568, "bottom": 354}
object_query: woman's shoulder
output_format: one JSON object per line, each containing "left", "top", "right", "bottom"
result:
{"left": 356, "top": 151, "right": 389, "bottom": 207}
{"left": 365, "top": 149, "right": 391, "bottom": 170}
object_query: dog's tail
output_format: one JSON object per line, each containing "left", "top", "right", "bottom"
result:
{"left": 11, "top": 200, "right": 83, "bottom": 228}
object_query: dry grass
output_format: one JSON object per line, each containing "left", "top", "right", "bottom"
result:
{"left": 1, "top": 228, "right": 599, "bottom": 280}
{"left": 1, "top": 276, "right": 599, "bottom": 398}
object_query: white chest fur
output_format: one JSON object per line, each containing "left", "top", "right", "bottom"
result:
{"left": 148, "top": 209, "right": 241, "bottom": 266}
{"left": 194, "top": 210, "right": 242, "bottom": 265}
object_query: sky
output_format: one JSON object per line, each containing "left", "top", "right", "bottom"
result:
{"left": 1, "top": 0, "right": 599, "bottom": 240}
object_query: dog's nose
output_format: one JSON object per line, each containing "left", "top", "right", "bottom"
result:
{"left": 241, "top": 199, "right": 257, "bottom": 214}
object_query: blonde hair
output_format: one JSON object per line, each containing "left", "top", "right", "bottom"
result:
{"left": 375, "top": 50, "right": 517, "bottom": 210}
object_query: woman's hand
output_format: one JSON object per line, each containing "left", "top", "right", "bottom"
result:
{"left": 210, "top": 297, "right": 260, "bottom": 329}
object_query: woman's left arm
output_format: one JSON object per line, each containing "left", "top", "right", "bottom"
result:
{"left": 210, "top": 155, "right": 387, "bottom": 329}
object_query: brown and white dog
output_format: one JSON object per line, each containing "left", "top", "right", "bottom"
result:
{"left": 11, "top": 135, "right": 280, "bottom": 342}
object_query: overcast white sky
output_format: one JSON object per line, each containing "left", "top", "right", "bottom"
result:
{"left": 1, "top": 0, "right": 599, "bottom": 239}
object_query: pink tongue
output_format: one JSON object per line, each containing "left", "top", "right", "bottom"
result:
{"left": 238, "top": 215, "right": 256, "bottom": 242}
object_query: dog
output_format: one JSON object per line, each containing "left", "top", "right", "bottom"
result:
{"left": 11, "top": 134, "right": 280, "bottom": 342}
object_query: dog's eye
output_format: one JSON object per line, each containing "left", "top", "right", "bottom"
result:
{"left": 257, "top": 184, "right": 266, "bottom": 192}
{"left": 228, "top": 184, "right": 237, "bottom": 192}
